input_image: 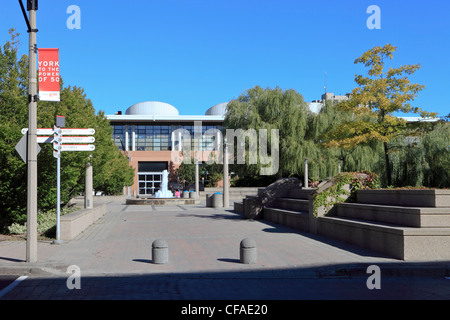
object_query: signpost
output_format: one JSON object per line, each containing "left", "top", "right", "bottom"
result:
{"left": 18, "top": 122, "right": 95, "bottom": 244}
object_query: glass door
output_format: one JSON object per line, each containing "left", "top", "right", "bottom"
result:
{"left": 138, "top": 172, "right": 163, "bottom": 196}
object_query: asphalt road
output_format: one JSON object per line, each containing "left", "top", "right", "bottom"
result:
{"left": 1, "top": 273, "right": 450, "bottom": 301}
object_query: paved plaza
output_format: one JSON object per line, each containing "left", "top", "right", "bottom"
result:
{"left": 0, "top": 196, "right": 450, "bottom": 302}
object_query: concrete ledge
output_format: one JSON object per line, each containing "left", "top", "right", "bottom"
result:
{"left": 126, "top": 198, "right": 200, "bottom": 205}
{"left": 263, "top": 207, "right": 309, "bottom": 232}
{"left": 274, "top": 198, "right": 310, "bottom": 212}
{"left": 318, "top": 216, "right": 450, "bottom": 260}
{"left": 336, "top": 203, "right": 450, "bottom": 228}
{"left": 286, "top": 189, "right": 315, "bottom": 200}
{"left": 60, "top": 204, "right": 107, "bottom": 241}
{"left": 356, "top": 189, "right": 450, "bottom": 207}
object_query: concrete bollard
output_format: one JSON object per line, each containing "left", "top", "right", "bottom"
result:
{"left": 240, "top": 238, "right": 257, "bottom": 264}
{"left": 152, "top": 239, "right": 168, "bottom": 264}
{"left": 189, "top": 190, "right": 198, "bottom": 199}
{"left": 212, "top": 193, "right": 223, "bottom": 208}
{"left": 183, "top": 191, "right": 189, "bottom": 198}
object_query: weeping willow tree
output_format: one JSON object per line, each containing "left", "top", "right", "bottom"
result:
{"left": 389, "top": 121, "right": 449, "bottom": 188}
{"left": 306, "top": 99, "right": 385, "bottom": 181}
{"left": 224, "top": 86, "right": 312, "bottom": 181}
{"left": 224, "top": 86, "right": 384, "bottom": 185}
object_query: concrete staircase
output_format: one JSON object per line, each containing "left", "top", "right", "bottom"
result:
{"left": 318, "top": 193, "right": 450, "bottom": 260}
{"left": 262, "top": 188, "right": 312, "bottom": 233}
{"left": 233, "top": 180, "right": 450, "bottom": 261}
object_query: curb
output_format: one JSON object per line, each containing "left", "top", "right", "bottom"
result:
{"left": 1, "top": 262, "right": 450, "bottom": 279}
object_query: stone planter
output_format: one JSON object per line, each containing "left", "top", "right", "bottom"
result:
{"left": 356, "top": 189, "right": 450, "bottom": 207}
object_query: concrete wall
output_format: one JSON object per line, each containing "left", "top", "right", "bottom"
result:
{"left": 60, "top": 204, "right": 106, "bottom": 241}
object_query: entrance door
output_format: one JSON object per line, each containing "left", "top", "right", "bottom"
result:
{"left": 138, "top": 172, "right": 162, "bottom": 196}
{"left": 137, "top": 162, "right": 169, "bottom": 196}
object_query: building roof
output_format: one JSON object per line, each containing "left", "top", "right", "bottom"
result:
{"left": 108, "top": 101, "right": 226, "bottom": 123}
{"left": 125, "top": 101, "right": 180, "bottom": 116}
{"left": 205, "top": 102, "right": 228, "bottom": 116}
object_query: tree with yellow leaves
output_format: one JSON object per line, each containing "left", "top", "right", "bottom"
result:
{"left": 322, "top": 44, "right": 437, "bottom": 186}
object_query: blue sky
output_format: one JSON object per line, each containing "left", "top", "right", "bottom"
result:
{"left": 1, "top": 0, "right": 449, "bottom": 118}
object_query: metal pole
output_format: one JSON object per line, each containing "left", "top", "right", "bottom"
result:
{"left": 52, "top": 126, "right": 63, "bottom": 245}
{"left": 195, "top": 161, "right": 199, "bottom": 198}
{"left": 304, "top": 158, "right": 309, "bottom": 189}
{"left": 26, "top": 5, "right": 38, "bottom": 262}
{"left": 56, "top": 151, "right": 61, "bottom": 241}
{"left": 223, "top": 138, "right": 229, "bottom": 208}
{"left": 85, "top": 158, "right": 93, "bottom": 209}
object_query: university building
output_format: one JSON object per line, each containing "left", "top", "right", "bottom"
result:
{"left": 106, "top": 101, "right": 226, "bottom": 196}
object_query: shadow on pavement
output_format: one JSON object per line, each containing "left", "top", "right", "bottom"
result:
{"left": 2, "top": 260, "right": 450, "bottom": 301}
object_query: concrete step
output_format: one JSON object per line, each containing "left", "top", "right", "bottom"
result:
{"left": 318, "top": 215, "right": 450, "bottom": 260}
{"left": 286, "top": 188, "right": 315, "bottom": 200}
{"left": 336, "top": 202, "right": 450, "bottom": 228}
{"left": 273, "top": 198, "right": 310, "bottom": 212}
{"left": 263, "top": 207, "right": 309, "bottom": 232}
{"left": 234, "top": 201, "right": 243, "bottom": 213}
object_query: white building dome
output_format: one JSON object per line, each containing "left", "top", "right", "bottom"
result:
{"left": 125, "top": 101, "right": 179, "bottom": 116}
{"left": 205, "top": 102, "right": 228, "bottom": 116}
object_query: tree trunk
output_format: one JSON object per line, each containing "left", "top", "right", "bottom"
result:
{"left": 384, "top": 142, "right": 392, "bottom": 186}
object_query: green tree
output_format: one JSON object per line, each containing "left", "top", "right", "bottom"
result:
{"left": 388, "top": 121, "right": 450, "bottom": 188}
{"left": 322, "top": 44, "right": 437, "bottom": 186}
{"left": 0, "top": 29, "right": 29, "bottom": 227}
{"left": 309, "top": 100, "right": 384, "bottom": 179}
{"left": 224, "top": 85, "right": 311, "bottom": 180}
{"left": 0, "top": 30, "right": 134, "bottom": 230}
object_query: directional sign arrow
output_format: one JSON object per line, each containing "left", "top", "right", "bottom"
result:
{"left": 60, "top": 144, "right": 95, "bottom": 152}
{"left": 61, "top": 136, "right": 95, "bottom": 143}
{"left": 61, "top": 128, "right": 95, "bottom": 136}
{"left": 22, "top": 128, "right": 55, "bottom": 135}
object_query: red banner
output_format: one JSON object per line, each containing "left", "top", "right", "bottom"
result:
{"left": 38, "top": 48, "right": 60, "bottom": 102}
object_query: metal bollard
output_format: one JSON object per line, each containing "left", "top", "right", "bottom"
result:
{"left": 240, "top": 238, "right": 257, "bottom": 264}
{"left": 152, "top": 239, "right": 168, "bottom": 264}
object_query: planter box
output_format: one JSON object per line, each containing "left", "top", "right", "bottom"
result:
{"left": 356, "top": 189, "right": 450, "bottom": 208}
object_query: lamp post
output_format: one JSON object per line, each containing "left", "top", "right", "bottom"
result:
{"left": 19, "top": 0, "right": 39, "bottom": 263}
{"left": 304, "top": 158, "right": 309, "bottom": 189}
{"left": 223, "top": 137, "right": 229, "bottom": 207}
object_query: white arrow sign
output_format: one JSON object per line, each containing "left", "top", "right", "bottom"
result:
{"left": 22, "top": 128, "right": 96, "bottom": 136}
{"left": 62, "top": 136, "right": 95, "bottom": 143}
{"left": 22, "top": 128, "right": 55, "bottom": 135}
{"left": 39, "top": 136, "right": 95, "bottom": 144}
{"left": 61, "top": 144, "right": 95, "bottom": 152}
{"left": 61, "top": 128, "right": 96, "bottom": 135}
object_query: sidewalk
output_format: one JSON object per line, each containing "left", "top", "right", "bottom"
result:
{"left": 1, "top": 196, "right": 449, "bottom": 279}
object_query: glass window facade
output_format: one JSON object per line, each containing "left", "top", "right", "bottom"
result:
{"left": 112, "top": 124, "right": 222, "bottom": 151}
{"left": 136, "top": 125, "right": 171, "bottom": 151}
{"left": 113, "top": 125, "right": 125, "bottom": 150}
